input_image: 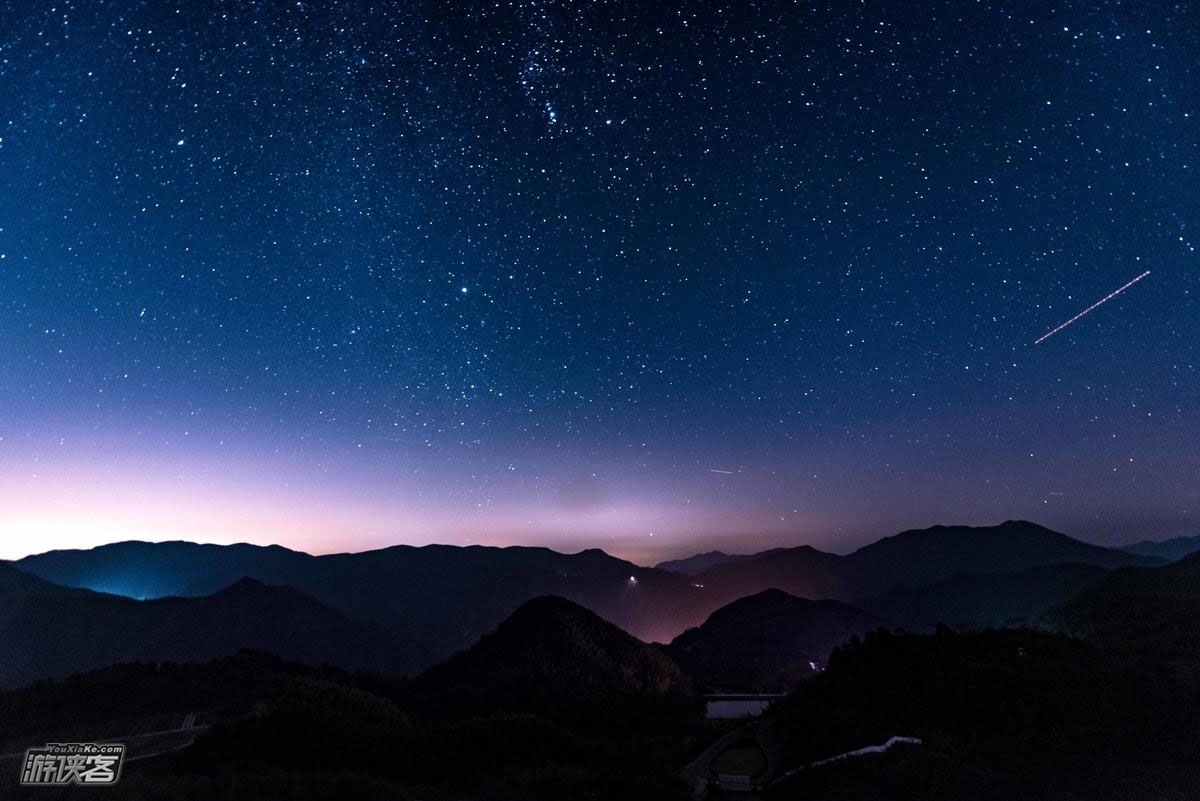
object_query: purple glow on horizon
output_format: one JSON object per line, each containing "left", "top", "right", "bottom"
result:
{"left": 0, "top": 3, "right": 1194, "bottom": 563}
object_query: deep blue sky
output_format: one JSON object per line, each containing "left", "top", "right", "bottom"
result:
{"left": 0, "top": 0, "right": 1195, "bottom": 562}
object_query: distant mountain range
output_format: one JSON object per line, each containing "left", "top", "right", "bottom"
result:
{"left": 15, "top": 541, "right": 713, "bottom": 661}
{"left": 685, "top": 520, "right": 1159, "bottom": 606}
{"left": 4, "top": 519, "right": 1162, "bottom": 687}
{"left": 3, "top": 520, "right": 1197, "bottom": 799}
{"left": 0, "top": 564, "right": 423, "bottom": 689}
{"left": 665, "top": 589, "right": 887, "bottom": 691}
{"left": 654, "top": 549, "right": 785, "bottom": 575}
{"left": 11, "top": 540, "right": 314, "bottom": 600}
{"left": 1119, "top": 534, "right": 1200, "bottom": 563}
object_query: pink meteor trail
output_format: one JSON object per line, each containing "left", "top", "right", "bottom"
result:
{"left": 1034, "top": 270, "right": 1151, "bottom": 345}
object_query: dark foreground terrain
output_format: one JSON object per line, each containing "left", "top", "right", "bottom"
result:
{"left": 3, "top": 528, "right": 1200, "bottom": 800}
{"left": 0, "top": 600, "right": 705, "bottom": 801}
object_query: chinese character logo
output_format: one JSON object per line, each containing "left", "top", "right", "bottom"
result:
{"left": 20, "top": 743, "right": 124, "bottom": 786}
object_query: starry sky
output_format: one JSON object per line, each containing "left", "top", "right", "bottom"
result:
{"left": 1, "top": 0, "right": 1196, "bottom": 563}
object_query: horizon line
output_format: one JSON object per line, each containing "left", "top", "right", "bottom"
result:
{"left": 6, "top": 518, "right": 1168, "bottom": 566}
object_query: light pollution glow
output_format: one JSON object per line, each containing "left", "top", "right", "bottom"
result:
{"left": 0, "top": 439, "right": 819, "bottom": 564}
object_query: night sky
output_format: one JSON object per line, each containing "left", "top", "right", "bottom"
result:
{"left": 1, "top": 1, "right": 1195, "bottom": 563}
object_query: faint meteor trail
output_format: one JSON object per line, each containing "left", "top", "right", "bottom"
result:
{"left": 709, "top": 469, "right": 735, "bottom": 474}
{"left": 1034, "top": 270, "right": 1151, "bottom": 344}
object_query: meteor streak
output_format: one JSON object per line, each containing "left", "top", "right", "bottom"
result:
{"left": 709, "top": 468, "right": 735, "bottom": 474}
{"left": 1034, "top": 270, "right": 1150, "bottom": 344}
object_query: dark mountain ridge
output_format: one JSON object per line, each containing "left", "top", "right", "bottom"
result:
{"left": 654, "top": 548, "right": 786, "bottom": 576}
{"left": 1120, "top": 534, "right": 1200, "bottom": 563}
{"left": 691, "top": 521, "right": 1159, "bottom": 607}
{"left": 14, "top": 539, "right": 312, "bottom": 599}
{"left": 858, "top": 562, "right": 1110, "bottom": 632}
{"left": 666, "top": 588, "right": 888, "bottom": 691}
{"left": 0, "top": 564, "right": 423, "bottom": 689}
{"left": 15, "top": 540, "right": 714, "bottom": 663}
{"left": 404, "top": 595, "right": 696, "bottom": 724}
{"left": 1055, "top": 549, "right": 1200, "bottom": 654}
{"left": 10, "top": 521, "right": 1156, "bottom": 677}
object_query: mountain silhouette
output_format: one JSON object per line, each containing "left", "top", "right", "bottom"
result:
{"left": 859, "top": 562, "right": 1110, "bottom": 632}
{"left": 14, "top": 540, "right": 313, "bottom": 599}
{"left": 690, "top": 521, "right": 1159, "bottom": 606}
{"left": 654, "top": 549, "right": 785, "bottom": 575}
{"left": 10, "top": 521, "right": 1158, "bottom": 681}
{"left": 766, "top": 627, "right": 1200, "bottom": 800}
{"left": 15, "top": 541, "right": 713, "bottom": 663}
{"left": 404, "top": 595, "right": 695, "bottom": 724}
{"left": 0, "top": 564, "right": 424, "bottom": 688}
{"left": 1055, "top": 550, "right": 1200, "bottom": 653}
{"left": 1120, "top": 534, "right": 1200, "bottom": 563}
{"left": 696, "top": 544, "right": 847, "bottom": 600}
{"left": 666, "top": 589, "right": 888, "bottom": 691}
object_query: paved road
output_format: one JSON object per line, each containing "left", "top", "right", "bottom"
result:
{"left": 755, "top": 717, "right": 785, "bottom": 784}
{"left": 681, "top": 722, "right": 758, "bottom": 799}
{"left": 767, "top": 735, "right": 923, "bottom": 789}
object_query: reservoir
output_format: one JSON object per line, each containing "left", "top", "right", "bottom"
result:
{"left": 704, "top": 694, "right": 785, "bottom": 719}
